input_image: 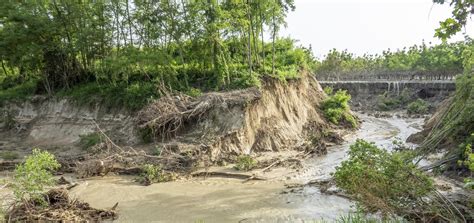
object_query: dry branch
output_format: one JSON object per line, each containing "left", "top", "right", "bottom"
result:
{"left": 6, "top": 189, "right": 117, "bottom": 222}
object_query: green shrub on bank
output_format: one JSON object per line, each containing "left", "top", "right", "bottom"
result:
{"left": 457, "top": 133, "right": 474, "bottom": 189}
{"left": 458, "top": 133, "right": 474, "bottom": 171}
{"left": 185, "top": 88, "right": 202, "bottom": 98}
{"left": 12, "top": 149, "right": 60, "bottom": 204}
{"left": 138, "top": 164, "right": 176, "bottom": 185}
{"left": 376, "top": 93, "right": 401, "bottom": 111}
{"left": 333, "top": 139, "right": 434, "bottom": 218}
{"left": 322, "top": 88, "right": 357, "bottom": 128}
{"left": 377, "top": 89, "right": 412, "bottom": 111}
{"left": 407, "top": 99, "right": 428, "bottom": 114}
{"left": 234, "top": 155, "right": 257, "bottom": 171}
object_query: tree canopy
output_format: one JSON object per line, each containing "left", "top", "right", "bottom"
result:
{"left": 0, "top": 1, "right": 316, "bottom": 108}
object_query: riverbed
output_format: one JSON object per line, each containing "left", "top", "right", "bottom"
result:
{"left": 68, "top": 113, "right": 424, "bottom": 222}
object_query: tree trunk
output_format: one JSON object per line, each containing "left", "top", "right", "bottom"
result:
{"left": 272, "top": 10, "right": 276, "bottom": 75}
{"left": 247, "top": 1, "right": 252, "bottom": 74}
{"left": 250, "top": 9, "right": 259, "bottom": 67}
{"left": 1, "top": 60, "right": 8, "bottom": 76}
{"left": 126, "top": 0, "right": 133, "bottom": 46}
{"left": 113, "top": 2, "right": 121, "bottom": 54}
{"left": 260, "top": 7, "right": 265, "bottom": 72}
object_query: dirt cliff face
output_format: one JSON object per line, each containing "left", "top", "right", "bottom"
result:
{"left": 1, "top": 74, "right": 334, "bottom": 167}
{"left": 209, "top": 75, "right": 327, "bottom": 159}
{"left": 0, "top": 98, "right": 137, "bottom": 158}
{"left": 139, "top": 74, "right": 331, "bottom": 162}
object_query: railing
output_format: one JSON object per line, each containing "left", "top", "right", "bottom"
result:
{"left": 316, "top": 70, "right": 460, "bottom": 81}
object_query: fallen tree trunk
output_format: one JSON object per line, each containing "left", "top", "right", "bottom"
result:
{"left": 191, "top": 171, "right": 266, "bottom": 181}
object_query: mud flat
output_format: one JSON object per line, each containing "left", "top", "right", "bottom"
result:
{"left": 69, "top": 114, "right": 424, "bottom": 222}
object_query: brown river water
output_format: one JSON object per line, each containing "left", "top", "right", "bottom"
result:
{"left": 0, "top": 113, "right": 424, "bottom": 222}
{"left": 67, "top": 113, "right": 424, "bottom": 223}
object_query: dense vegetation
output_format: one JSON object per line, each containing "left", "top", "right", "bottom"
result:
{"left": 315, "top": 40, "right": 471, "bottom": 80}
{"left": 0, "top": 1, "right": 316, "bottom": 109}
{"left": 334, "top": 140, "right": 465, "bottom": 221}
{"left": 420, "top": 72, "right": 474, "bottom": 153}
{"left": 322, "top": 87, "right": 357, "bottom": 128}
{"left": 406, "top": 99, "right": 429, "bottom": 114}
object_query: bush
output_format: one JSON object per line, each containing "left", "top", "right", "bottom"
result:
{"left": 322, "top": 89, "right": 357, "bottom": 128}
{"left": 323, "top": 86, "right": 333, "bottom": 95}
{"left": 138, "top": 164, "right": 176, "bottom": 185}
{"left": 457, "top": 133, "right": 474, "bottom": 189}
{"left": 0, "top": 151, "right": 19, "bottom": 160}
{"left": 458, "top": 133, "right": 474, "bottom": 171}
{"left": 407, "top": 99, "right": 428, "bottom": 114}
{"left": 12, "top": 149, "right": 61, "bottom": 204}
{"left": 376, "top": 93, "right": 401, "bottom": 111}
{"left": 234, "top": 155, "right": 257, "bottom": 171}
{"left": 333, "top": 139, "right": 434, "bottom": 217}
{"left": 78, "top": 132, "right": 102, "bottom": 151}
{"left": 185, "top": 87, "right": 202, "bottom": 97}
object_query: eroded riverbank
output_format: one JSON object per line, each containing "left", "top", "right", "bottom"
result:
{"left": 66, "top": 113, "right": 424, "bottom": 222}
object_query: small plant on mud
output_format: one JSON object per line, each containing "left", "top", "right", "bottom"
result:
{"left": 407, "top": 98, "right": 428, "bottom": 114}
{"left": 78, "top": 132, "right": 103, "bottom": 150}
{"left": 12, "top": 148, "right": 60, "bottom": 204}
{"left": 138, "top": 164, "right": 175, "bottom": 185}
{"left": 0, "top": 151, "right": 19, "bottom": 160}
{"left": 322, "top": 89, "right": 357, "bottom": 128}
{"left": 333, "top": 139, "right": 435, "bottom": 219}
{"left": 185, "top": 87, "right": 202, "bottom": 97}
{"left": 234, "top": 155, "right": 257, "bottom": 171}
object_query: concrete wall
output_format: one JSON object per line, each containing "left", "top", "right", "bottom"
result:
{"left": 319, "top": 80, "right": 456, "bottom": 110}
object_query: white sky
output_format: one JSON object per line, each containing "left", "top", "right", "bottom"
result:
{"left": 280, "top": 0, "right": 474, "bottom": 58}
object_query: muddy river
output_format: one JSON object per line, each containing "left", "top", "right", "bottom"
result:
{"left": 66, "top": 113, "right": 424, "bottom": 222}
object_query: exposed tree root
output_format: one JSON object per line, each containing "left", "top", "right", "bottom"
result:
{"left": 74, "top": 122, "right": 201, "bottom": 178}
{"left": 138, "top": 89, "right": 261, "bottom": 139}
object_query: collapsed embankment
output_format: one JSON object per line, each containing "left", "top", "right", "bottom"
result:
{"left": 0, "top": 74, "right": 341, "bottom": 174}
{"left": 139, "top": 75, "right": 333, "bottom": 161}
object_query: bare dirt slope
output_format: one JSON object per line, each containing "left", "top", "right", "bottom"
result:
{"left": 0, "top": 74, "right": 338, "bottom": 173}
{"left": 139, "top": 74, "right": 335, "bottom": 164}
